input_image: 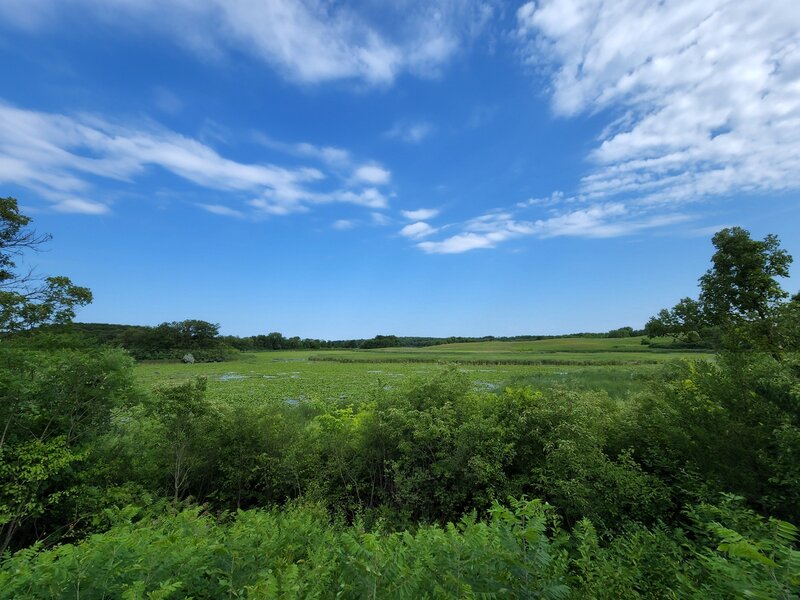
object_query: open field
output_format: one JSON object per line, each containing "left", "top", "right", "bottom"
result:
{"left": 311, "top": 336, "right": 711, "bottom": 364}
{"left": 135, "top": 337, "right": 714, "bottom": 402}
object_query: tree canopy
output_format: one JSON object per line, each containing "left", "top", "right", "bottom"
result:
{"left": 700, "top": 227, "right": 792, "bottom": 324}
{"left": 0, "top": 197, "right": 92, "bottom": 333}
{"left": 646, "top": 227, "right": 796, "bottom": 350}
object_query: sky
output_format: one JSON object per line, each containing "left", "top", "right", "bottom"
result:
{"left": 1, "top": 0, "right": 799, "bottom": 339}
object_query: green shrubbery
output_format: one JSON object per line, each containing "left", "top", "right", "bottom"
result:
{"left": 1, "top": 497, "right": 797, "bottom": 599}
{"left": 2, "top": 318, "right": 799, "bottom": 597}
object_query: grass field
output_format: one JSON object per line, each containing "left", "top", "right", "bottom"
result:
{"left": 308, "top": 337, "right": 711, "bottom": 365}
{"left": 135, "top": 337, "right": 713, "bottom": 403}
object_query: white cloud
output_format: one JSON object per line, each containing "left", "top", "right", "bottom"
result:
{"left": 0, "top": 101, "right": 391, "bottom": 216}
{"left": 417, "top": 204, "right": 690, "bottom": 254}
{"left": 418, "top": 232, "right": 496, "bottom": 254}
{"left": 399, "top": 221, "right": 438, "bottom": 239}
{"left": 371, "top": 212, "right": 391, "bottom": 226}
{"left": 255, "top": 135, "right": 352, "bottom": 169}
{"left": 414, "top": 0, "right": 800, "bottom": 255}
{"left": 249, "top": 186, "right": 388, "bottom": 216}
{"left": 153, "top": 87, "right": 183, "bottom": 115}
{"left": 199, "top": 203, "right": 244, "bottom": 218}
{"left": 401, "top": 208, "right": 439, "bottom": 220}
{"left": 353, "top": 164, "right": 391, "bottom": 185}
{"left": 258, "top": 137, "right": 392, "bottom": 192}
{"left": 295, "top": 143, "right": 351, "bottom": 169}
{"left": 333, "top": 219, "right": 355, "bottom": 230}
{"left": 53, "top": 197, "right": 110, "bottom": 215}
{"left": 3, "top": 0, "right": 497, "bottom": 86}
{"left": 335, "top": 188, "right": 389, "bottom": 209}
{"left": 386, "top": 121, "right": 434, "bottom": 143}
{"left": 516, "top": 0, "right": 800, "bottom": 205}
{"left": 516, "top": 191, "right": 566, "bottom": 209}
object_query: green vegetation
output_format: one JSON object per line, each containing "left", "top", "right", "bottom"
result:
{"left": 645, "top": 226, "right": 798, "bottom": 352}
{"left": 131, "top": 337, "right": 704, "bottom": 406}
{"left": 0, "top": 198, "right": 91, "bottom": 333}
{"left": 1, "top": 206, "right": 798, "bottom": 598}
{"left": 306, "top": 337, "right": 709, "bottom": 366}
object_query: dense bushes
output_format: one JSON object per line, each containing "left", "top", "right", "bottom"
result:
{"left": 621, "top": 353, "right": 800, "bottom": 523}
{"left": 2, "top": 341, "right": 799, "bottom": 596}
{"left": 61, "top": 352, "right": 799, "bottom": 535}
{"left": 0, "top": 348, "right": 140, "bottom": 552}
{"left": 125, "top": 346, "right": 238, "bottom": 362}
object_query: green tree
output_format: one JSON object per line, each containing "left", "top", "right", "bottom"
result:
{"left": 147, "top": 378, "right": 212, "bottom": 503}
{"left": 700, "top": 227, "right": 792, "bottom": 325}
{"left": 0, "top": 197, "right": 92, "bottom": 332}
{"left": 645, "top": 297, "right": 707, "bottom": 343}
{"left": 171, "top": 320, "right": 220, "bottom": 348}
{"left": 646, "top": 228, "right": 794, "bottom": 350}
{"left": 0, "top": 349, "right": 137, "bottom": 552}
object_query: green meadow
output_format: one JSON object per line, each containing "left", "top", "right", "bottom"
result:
{"left": 135, "top": 337, "right": 713, "bottom": 401}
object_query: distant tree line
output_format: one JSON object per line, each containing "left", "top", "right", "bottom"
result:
{"left": 11, "top": 320, "right": 236, "bottom": 362}
{"left": 16, "top": 325, "right": 649, "bottom": 360}
{"left": 220, "top": 330, "right": 647, "bottom": 352}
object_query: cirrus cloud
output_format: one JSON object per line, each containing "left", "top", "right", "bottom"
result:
{"left": 516, "top": 0, "right": 800, "bottom": 205}
{"left": 416, "top": 0, "right": 800, "bottom": 255}
{"left": 1, "top": 0, "right": 498, "bottom": 86}
{"left": 0, "top": 100, "right": 391, "bottom": 216}
{"left": 417, "top": 204, "right": 690, "bottom": 254}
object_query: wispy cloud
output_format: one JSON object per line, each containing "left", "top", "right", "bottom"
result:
{"left": 418, "top": 232, "right": 497, "bottom": 254}
{"left": 371, "top": 212, "right": 391, "bottom": 226}
{"left": 0, "top": 100, "right": 391, "bottom": 216}
{"left": 198, "top": 203, "right": 245, "bottom": 218}
{"left": 417, "top": 0, "right": 800, "bottom": 255}
{"left": 153, "top": 87, "right": 183, "bottom": 115}
{"left": 256, "top": 134, "right": 392, "bottom": 196}
{"left": 418, "top": 204, "right": 690, "bottom": 254}
{"left": 353, "top": 164, "right": 391, "bottom": 186}
{"left": 401, "top": 208, "right": 440, "bottom": 220}
{"left": 255, "top": 134, "right": 352, "bottom": 169}
{"left": 2, "top": 0, "right": 498, "bottom": 86}
{"left": 400, "top": 221, "right": 438, "bottom": 239}
{"left": 332, "top": 219, "right": 355, "bottom": 230}
{"left": 386, "top": 121, "right": 434, "bottom": 143}
{"left": 516, "top": 0, "right": 800, "bottom": 205}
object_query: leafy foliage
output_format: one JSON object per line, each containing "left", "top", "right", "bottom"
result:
{"left": 2, "top": 498, "right": 797, "bottom": 599}
{"left": 0, "top": 197, "right": 92, "bottom": 333}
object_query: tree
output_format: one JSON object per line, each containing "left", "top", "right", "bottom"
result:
{"left": 148, "top": 378, "right": 211, "bottom": 503}
{"left": 170, "top": 319, "right": 220, "bottom": 348}
{"left": 644, "top": 297, "right": 706, "bottom": 343}
{"left": 700, "top": 227, "right": 792, "bottom": 325}
{"left": 646, "top": 228, "right": 794, "bottom": 350}
{"left": 607, "top": 326, "right": 634, "bottom": 338}
{"left": 0, "top": 197, "right": 92, "bottom": 332}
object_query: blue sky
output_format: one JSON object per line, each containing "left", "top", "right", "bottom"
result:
{"left": 1, "top": 0, "right": 799, "bottom": 338}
